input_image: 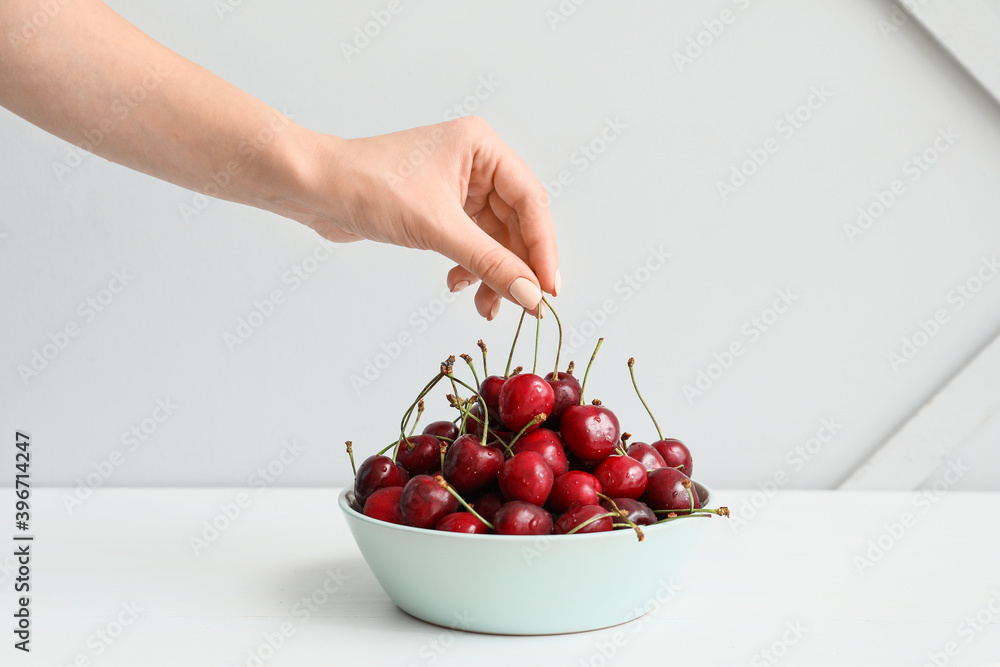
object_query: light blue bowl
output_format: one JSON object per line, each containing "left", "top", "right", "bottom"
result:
{"left": 338, "top": 483, "right": 712, "bottom": 635}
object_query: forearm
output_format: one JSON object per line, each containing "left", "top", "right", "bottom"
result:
{"left": 0, "top": 0, "right": 315, "bottom": 219}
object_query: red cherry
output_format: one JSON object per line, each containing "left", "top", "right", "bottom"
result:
{"left": 422, "top": 420, "right": 459, "bottom": 440}
{"left": 560, "top": 404, "right": 621, "bottom": 461}
{"left": 643, "top": 468, "right": 700, "bottom": 513}
{"left": 498, "top": 451, "right": 554, "bottom": 506}
{"left": 399, "top": 475, "right": 459, "bottom": 528}
{"left": 395, "top": 434, "right": 441, "bottom": 475}
{"left": 510, "top": 428, "right": 569, "bottom": 477}
{"left": 600, "top": 497, "right": 657, "bottom": 526}
{"left": 592, "top": 455, "right": 648, "bottom": 500}
{"left": 494, "top": 501, "right": 553, "bottom": 535}
{"left": 435, "top": 512, "right": 490, "bottom": 534}
{"left": 498, "top": 373, "right": 554, "bottom": 432}
{"left": 354, "top": 455, "right": 409, "bottom": 507}
{"left": 547, "top": 470, "right": 602, "bottom": 515}
{"left": 554, "top": 504, "right": 613, "bottom": 535}
{"left": 478, "top": 375, "right": 506, "bottom": 420}
{"left": 470, "top": 490, "right": 505, "bottom": 524}
{"left": 543, "top": 371, "right": 581, "bottom": 429}
{"left": 362, "top": 486, "right": 405, "bottom": 525}
{"left": 626, "top": 442, "right": 667, "bottom": 472}
{"left": 442, "top": 434, "right": 504, "bottom": 496}
{"left": 651, "top": 439, "right": 693, "bottom": 477}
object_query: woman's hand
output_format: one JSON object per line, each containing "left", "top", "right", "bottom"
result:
{"left": 288, "top": 118, "right": 559, "bottom": 319}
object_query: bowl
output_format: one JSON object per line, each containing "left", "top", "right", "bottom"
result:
{"left": 338, "top": 482, "right": 712, "bottom": 635}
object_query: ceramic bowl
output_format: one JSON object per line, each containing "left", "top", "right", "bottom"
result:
{"left": 338, "top": 482, "right": 712, "bottom": 635}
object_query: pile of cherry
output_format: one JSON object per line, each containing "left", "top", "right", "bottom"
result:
{"left": 348, "top": 302, "right": 728, "bottom": 539}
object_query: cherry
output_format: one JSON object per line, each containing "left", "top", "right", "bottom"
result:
{"left": 478, "top": 375, "right": 506, "bottom": 421}
{"left": 560, "top": 403, "right": 620, "bottom": 461}
{"left": 494, "top": 501, "right": 553, "bottom": 535}
{"left": 499, "top": 373, "right": 554, "bottom": 433}
{"left": 442, "top": 434, "right": 504, "bottom": 496}
{"left": 592, "top": 455, "right": 648, "bottom": 500}
{"left": 566, "top": 452, "right": 599, "bottom": 473}
{"left": 498, "top": 451, "right": 554, "bottom": 506}
{"left": 395, "top": 434, "right": 441, "bottom": 476}
{"left": 422, "top": 420, "right": 459, "bottom": 441}
{"left": 435, "top": 512, "right": 490, "bottom": 534}
{"left": 362, "top": 486, "right": 405, "bottom": 525}
{"left": 626, "top": 442, "right": 667, "bottom": 472}
{"left": 400, "top": 474, "right": 459, "bottom": 528}
{"left": 470, "top": 490, "right": 505, "bottom": 524}
{"left": 643, "top": 468, "right": 700, "bottom": 513}
{"left": 600, "top": 497, "right": 657, "bottom": 526}
{"left": 543, "top": 371, "right": 581, "bottom": 430}
{"left": 554, "top": 505, "right": 613, "bottom": 535}
{"left": 651, "top": 439, "right": 693, "bottom": 477}
{"left": 510, "top": 428, "right": 569, "bottom": 477}
{"left": 354, "top": 455, "right": 409, "bottom": 507}
{"left": 547, "top": 470, "right": 602, "bottom": 515}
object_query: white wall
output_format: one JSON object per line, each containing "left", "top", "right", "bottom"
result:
{"left": 2, "top": 0, "right": 999, "bottom": 491}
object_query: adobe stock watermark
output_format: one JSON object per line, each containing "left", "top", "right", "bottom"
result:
{"left": 681, "top": 288, "right": 799, "bottom": 405}
{"left": 886, "top": 254, "right": 998, "bottom": 372}
{"left": 339, "top": 0, "right": 410, "bottom": 63}
{"left": 876, "top": 0, "right": 929, "bottom": 39}
{"left": 350, "top": 285, "right": 464, "bottom": 395}
{"left": 402, "top": 610, "right": 476, "bottom": 667}
{"left": 729, "top": 417, "right": 844, "bottom": 533}
{"left": 853, "top": 458, "right": 968, "bottom": 575}
{"left": 750, "top": 620, "right": 809, "bottom": 666}
{"left": 672, "top": 0, "right": 754, "bottom": 72}
{"left": 442, "top": 76, "right": 502, "bottom": 121}
{"left": 189, "top": 439, "right": 307, "bottom": 557}
{"left": 577, "top": 579, "right": 682, "bottom": 667}
{"left": 224, "top": 238, "right": 336, "bottom": 352}
{"left": 543, "top": 116, "right": 628, "bottom": 203}
{"left": 227, "top": 567, "right": 350, "bottom": 667}
{"left": 214, "top": 0, "right": 254, "bottom": 21}
{"left": 51, "top": 65, "right": 169, "bottom": 182}
{"left": 716, "top": 85, "right": 833, "bottom": 202}
{"left": 179, "top": 109, "right": 295, "bottom": 222}
{"left": 920, "top": 589, "right": 1000, "bottom": 667}
{"left": 16, "top": 268, "right": 134, "bottom": 386}
{"left": 58, "top": 601, "right": 143, "bottom": 667}
{"left": 843, "top": 126, "right": 959, "bottom": 244}
{"left": 61, "top": 398, "right": 179, "bottom": 514}
{"left": 6, "top": 0, "right": 70, "bottom": 50}
{"left": 560, "top": 245, "right": 671, "bottom": 357}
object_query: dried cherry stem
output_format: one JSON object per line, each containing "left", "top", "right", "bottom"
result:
{"left": 533, "top": 305, "right": 542, "bottom": 375}
{"left": 408, "top": 400, "right": 425, "bottom": 436}
{"left": 439, "top": 441, "right": 448, "bottom": 471}
{"left": 504, "top": 310, "right": 527, "bottom": 377}
{"left": 506, "top": 413, "right": 548, "bottom": 452}
{"left": 627, "top": 357, "right": 664, "bottom": 440}
{"left": 460, "top": 353, "right": 480, "bottom": 388}
{"left": 565, "top": 512, "right": 618, "bottom": 535}
{"left": 566, "top": 360, "right": 576, "bottom": 375}
{"left": 654, "top": 506, "right": 730, "bottom": 521}
{"left": 579, "top": 338, "right": 604, "bottom": 404}
{"left": 435, "top": 475, "right": 495, "bottom": 530}
{"left": 597, "top": 493, "right": 645, "bottom": 542}
{"left": 345, "top": 441, "right": 356, "bottom": 477}
{"left": 511, "top": 366, "right": 523, "bottom": 376}
{"left": 477, "top": 339, "right": 489, "bottom": 378}
{"left": 541, "top": 297, "right": 563, "bottom": 379}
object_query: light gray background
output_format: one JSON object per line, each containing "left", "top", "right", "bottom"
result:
{"left": 2, "top": 0, "right": 999, "bottom": 491}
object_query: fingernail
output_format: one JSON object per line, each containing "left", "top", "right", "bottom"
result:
{"left": 452, "top": 280, "right": 470, "bottom": 293}
{"left": 554, "top": 269, "right": 562, "bottom": 296}
{"left": 508, "top": 277, "right": 542, "bottom": 310}
{"left": 489, "top": 298, "right": 501, "bottom": 321}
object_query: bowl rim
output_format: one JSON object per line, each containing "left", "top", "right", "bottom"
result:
{"left": 338, "top": 482, "right": 713, "bottom": 542}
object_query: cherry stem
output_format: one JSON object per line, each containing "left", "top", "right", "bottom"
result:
{"left": 460, "top": 354, "right": 480, "bottom": 388}
{"left": 390, "top": 370, "right": 446, "bottom": 458}
{"left": 597, "top": 493, "right": 644, "bottom": 542}
{"left": 565, "top": 511, "right": 618, "bottom": 535}
{"left": 461, "top": 409, "right": 510, "bottom": 450}
{"left": 408, "top": 400, "right": 425, "bottom": 437}
{"left": 345, "top": 441, "right": 356, "bottom": 477}
{"left": 436, "top": 475, "right": 495, "bottom": 530}
{"left": 532, "top": 306, "right": 541, "bottom": 375}
{"left": 542, "top": 297, "right": 562, "bottom": 379}
{"left": 477, "top": 339, "right": 489, "bottom": 378}
{"left": 579, "top": 337, "right": 604, "bottom": 405}
{"left": 627, "top": 357, "right": 664, "bottom": 441}
{"left": 446, "top": 373, "right": 490, "bottom": 446}
{"left": 506, "top": 413, "right": 547, "bottom": 451}
{"left": 504, "top": 310, "right": 527, "bottom": 377}
{"left": 654, "top": 506, "right": 730, "bottom": 521}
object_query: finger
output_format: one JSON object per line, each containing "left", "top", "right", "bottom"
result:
{"left": 475, "top": 282, "right": 501, "bottom": 321}
{"left": 446, "top": 265, "right": 479, "bottom": 293}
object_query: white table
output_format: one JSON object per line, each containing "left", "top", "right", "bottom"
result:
{"left": 9, "top": 488, "right": 999, "bottom": 666}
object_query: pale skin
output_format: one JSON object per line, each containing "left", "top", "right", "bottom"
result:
{"left": 0, "top": 0, "right": 559, "bottom": 318}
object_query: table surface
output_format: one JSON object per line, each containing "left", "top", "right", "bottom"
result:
{"left": 7, "top": 488, "right": 999, "bottom": 666}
